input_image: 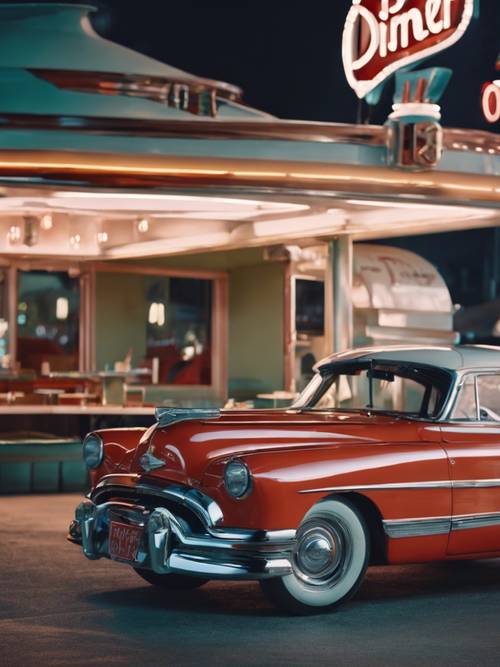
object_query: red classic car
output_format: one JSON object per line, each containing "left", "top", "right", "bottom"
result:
{"left": 69, "top": 345, "right": 500, "bottom": 614}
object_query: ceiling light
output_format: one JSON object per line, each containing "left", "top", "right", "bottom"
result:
{"left": 40, "top": 214, "right": 53, "bottom": 230}
{"left": 137, "top": 218, "right": 149, "bottom": 233}
{"left": 7, "top": 225, "right": 21, "bottom": 245}
{"left": 69, "top": 233, "right": 81, "bottom": 249}
{"left": 343, "top": 200, "right": 430, "bottom": 209}
{"left": 341, "top": 201, "right": 497, "bottom": 225}
{"left": 56, "top": 297, "right": 69, "bottom": 320}
{"left": 96, "top": 231, "right": 109, "bottom": 244}
{"left": 148, "top": 302, "right": 166, "bottom": 326}
{"left": 342, "top": 200, "right": 470, "bottom": 211}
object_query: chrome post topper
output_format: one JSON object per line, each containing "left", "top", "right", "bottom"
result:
{"left": 385, "top": 67, "right": 451, "bottom": 170}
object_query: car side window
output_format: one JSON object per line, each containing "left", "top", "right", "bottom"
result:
{"left": 428, "top": 386, "right": 441, "bottom": 418}
{"left": 477, "top": 375, "right": 500, "bottom": 422}
{"left": 451, "top": 376, "right": 477, "bottom": 421}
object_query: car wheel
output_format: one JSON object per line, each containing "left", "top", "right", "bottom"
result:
{"left": 260, "top": 497, "right": 370, "bottom": 615}
{"left": 134, "top": 568, "right": 210, "bottom": 590}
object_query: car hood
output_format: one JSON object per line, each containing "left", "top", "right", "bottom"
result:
{"left": 121, "top": 409, "right": 398, "bottom": 485}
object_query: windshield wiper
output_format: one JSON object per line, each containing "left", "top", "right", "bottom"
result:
{"left": 367, "top": 362, "right": 374, "bottom": 409}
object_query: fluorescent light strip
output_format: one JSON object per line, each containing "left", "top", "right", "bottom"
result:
{"left": 54, "top": 191, "right": 307, "bottom": 211}
{"left": 105, "top": 232, "right": 231, "bottom": 258}
{"left": 342, "top": 200, "right": 497, "bottom": 215}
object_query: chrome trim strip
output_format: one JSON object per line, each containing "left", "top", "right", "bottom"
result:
{"left": 166, "top": 553, "right": 292, "bottom": 580}
{"left": 30, "top": 68, "right": 241, "bottom": 118}
{"left": 92, "top": 477, "right": 298, "bottom": 543}
{"left": 452, "top": 511, "right": 500, "bottom": 531}
{"left": 452, "top": 479, "right": 500, "bottom": 489}
{"left": 30, "top": 68, "right": 243, "bottom": 101}
{"left": 0, "top": 114, "right": 497, "bottom": 154}
{"left": 299, "top": 481, "right": 452, "bottom": 494}
{"left": 440, "top": 428, "right": 500, "bottom": 434}
{"left": 1, "top": 153, "right": 498, "bottom": 210}
{"left": 474, "top": 375, "right": 481, "bottom": 421}
{"left": 299, "top": 479, "right": 500, "bottom": 494}
{"left": 384, "top": 511, "right": 500, "bottom": 538}
{"left": 90, "top": 479, "right": 299, "bottom": 549}
{"left": 93, "top": 473, "right": 140, "bottom": 485}
{"left": 92, "top": 476, "right": 224, "bottom": 528}
{"left": 383, "top": 517, "right": 451, "bottom": 538}
{"left": 0, "top": 114, "right": 386, "bottom": 145}
{"left": 71, "top": 500, "right": 294, "bottom": 580}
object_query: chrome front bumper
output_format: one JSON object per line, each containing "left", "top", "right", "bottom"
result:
{"left": 69, "top": 496, "right": 295, "bottom": 580}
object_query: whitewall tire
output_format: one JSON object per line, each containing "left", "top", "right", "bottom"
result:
{"left": 261, "top": 497, "right": 370, "bottom": 614}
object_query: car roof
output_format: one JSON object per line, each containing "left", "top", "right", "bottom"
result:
{"left": 316, "top": 345, "right": 500, "bottom": 373}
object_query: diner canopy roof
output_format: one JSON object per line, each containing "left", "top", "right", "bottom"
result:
{"left": 0, "top": 3, "right": 497, "bottom": 261}
{"left": 0, "top": 3, "right": 267, "bottom": 120}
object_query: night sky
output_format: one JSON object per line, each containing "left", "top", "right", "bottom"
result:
{"left": 7, "top": 0, "right": 498, "bottom": 128}
{"left": 88, "top": 0, "right": 499, "bottom": 131}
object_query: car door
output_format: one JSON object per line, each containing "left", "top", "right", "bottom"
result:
{"left": 442, "top": 373, "right": 500, "bottom": 556}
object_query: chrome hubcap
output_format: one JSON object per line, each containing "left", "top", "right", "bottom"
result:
{"left": 297, "top": 531, "right": 336, "bottom": 575}
{"left": 293, "top": 516, "right": 351, "bottom": 588}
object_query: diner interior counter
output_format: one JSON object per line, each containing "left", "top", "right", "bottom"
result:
{"left": 0, "top": 405, "right": 156, "bottom": 415}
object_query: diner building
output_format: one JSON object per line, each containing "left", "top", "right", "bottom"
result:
{"left": 0, "top": 2, "right": 498, "bottom": 493}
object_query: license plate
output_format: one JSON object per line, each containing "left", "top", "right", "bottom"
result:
{"left": 109, "top": 521, "right": 143, "bottom": 562}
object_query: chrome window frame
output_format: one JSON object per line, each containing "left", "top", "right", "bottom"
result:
{"left": 441, "top": 369, "right": 500, "bottom": 424}
{"left": 295, "top": 364, "right": 500, "bottom": 425}
{"left": 294, "top": 359, "right": 455, "bottom": 422}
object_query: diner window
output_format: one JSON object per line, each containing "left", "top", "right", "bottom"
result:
{"left": 295, "top": 279, "right": 325, "bottom": 335}
{"left": 17, "top": 271, "right": 80, "bottom": 372}
{"left": 95, "top": 272, "right": 212, "bottom": 385}
{"left": 0, "top": 270, "right": 8, "bottom": 367}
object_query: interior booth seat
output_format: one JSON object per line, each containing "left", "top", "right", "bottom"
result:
{"left": 0, "top": 435, "right": 87, "bottom": 494}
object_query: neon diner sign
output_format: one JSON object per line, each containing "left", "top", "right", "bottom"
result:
{"left": 481, "top": 56, "right": 500, "bottom": 124}
{"left": 343, "top": 0, "right": 475, "bottom": 99}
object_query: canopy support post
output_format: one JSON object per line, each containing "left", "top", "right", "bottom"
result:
{"left": 326, "top": 237, "right": 353, "bottom": 353}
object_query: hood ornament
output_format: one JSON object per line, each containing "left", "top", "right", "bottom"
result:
{"left": 155, "top": 407, "right": 221, "bottom": 428}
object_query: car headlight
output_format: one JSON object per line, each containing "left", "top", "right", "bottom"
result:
{"left": 224, "top": 459, "right": 251, "bottom": 498}
{"left": 82, "top": 433, "right": 104, "bottom": 469}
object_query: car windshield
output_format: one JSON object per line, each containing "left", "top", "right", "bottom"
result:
{"left": 293, "top": 361, "right": 452, "bottom": 419}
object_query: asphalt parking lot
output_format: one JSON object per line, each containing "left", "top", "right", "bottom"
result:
{"left": 1, "top": 494, "right": 500, "bottom": 667}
